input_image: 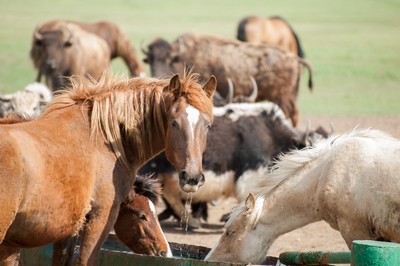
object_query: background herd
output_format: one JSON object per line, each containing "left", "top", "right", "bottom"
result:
{"left": 0, "top": 1, "right": 399, "bottom": 264}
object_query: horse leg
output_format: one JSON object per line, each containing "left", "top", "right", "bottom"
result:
{"left": 337, "top": 218, "right": 371, "bottom": 249}
{"left": 0, "top": 245, "right": 19, "bottom": 266}
{"left": 75, "top": 203, "right": 119, "bottom": 266}
{"left": 51, "top": 235, "right": 79, "bottom": 266}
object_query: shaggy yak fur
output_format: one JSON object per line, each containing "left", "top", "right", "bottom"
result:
{"left": 237, "top": 15, "right": 305, "bottom": 58}
{"left": 63, "top": 20, "right": 145, "bottom": 77}
{"left": 31, "top": 20, "right": 111, "bottom": 91}
{"left": 143, "top": 33, "right": 313, "bottom": 126}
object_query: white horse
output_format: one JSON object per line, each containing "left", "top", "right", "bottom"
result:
{"left": 205, "top": 129, "right": 400, "bottom": 264}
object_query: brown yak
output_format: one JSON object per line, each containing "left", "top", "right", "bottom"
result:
{"left": 237, "top": 16, "right": 305, "bottom": 58}
{"left": 64, "top": 20, "right": 145, "bottom": 77}
{"left": 30, "top": 20, "right": 111, "bottom": 91}
{"left": 142, "top": 33, "right": 313, "bottom": 126}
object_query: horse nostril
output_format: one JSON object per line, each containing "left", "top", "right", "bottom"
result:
{"left": 159, "top": 250, "right": 167, "bottom": 257}
{"left": 199, "top": 173, "right": 205, "bottom": 186}
{"left": 179, "top": 170, "right": 186, "bottom": 180}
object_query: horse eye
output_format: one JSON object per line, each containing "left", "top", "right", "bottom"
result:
{"left": 207, "top": 123, "right": 212, "bottom": 129}
{"left": 138, "top": 213, "right": 147, "bottom": 221}
{"left": 171, "top": 120, "right": 178, "bottom": 128}
{"left": 226, "top": 230, "right": 235, "bottom": 237}
{"left": 63, "top": 41, "right": 72, "bottom": 48}
{"left": 35, "top": 40, "right": 43, "bottom": 46}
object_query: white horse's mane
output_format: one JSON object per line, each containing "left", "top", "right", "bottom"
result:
{"left": 255, "top": 128, "right": 395, "bottom": 197}
{"left": 228, "top": 128, "right": 395, "bottom": 228}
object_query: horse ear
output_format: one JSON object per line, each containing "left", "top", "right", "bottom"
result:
{"left": 168, "top": 74, "right": 181, "bottom": 97}
{"left": 245, "top": 193, "right": 255, "bottom": 211}
{"left": 202, "top": 75, "right": 217, "bottom": 99}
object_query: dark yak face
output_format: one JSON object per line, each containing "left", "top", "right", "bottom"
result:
{"left": 31, "top": 27, "right": 73, "bottom": 89}
{"left": 143, "top": 38, "right": 179, "bottom": 77}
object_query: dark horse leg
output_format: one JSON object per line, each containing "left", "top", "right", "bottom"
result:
{"left": 0, "top": 245, "right": 19, "bottom": 266}
{"left": 51, "top": 236, "right": 79, "bottom": 266}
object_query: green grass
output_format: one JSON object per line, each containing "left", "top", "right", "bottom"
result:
{"left": 1, "top": 0, "right": 399, "bottom": 115}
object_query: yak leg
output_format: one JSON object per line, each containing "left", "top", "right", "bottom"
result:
{"left": 51, "top": 236, "right": 78, "bottom": 266}
{"left": 75, "top": 201, "right": 119, "bottom": 266}
{"left": 162, "top": 175, "right": 201, "bottom": 229}
{"left": 0, "top": 245, "right": 19, "bottom": 266}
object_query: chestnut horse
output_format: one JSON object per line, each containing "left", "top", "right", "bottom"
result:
{"left": 206, "top": 129, "right": 400, "bottom": 264}
{"left": 0, "top": 72, "right": 215, "bottom": 265}
{"left": 114, "top": 174, "right": 172, "bottom": 257}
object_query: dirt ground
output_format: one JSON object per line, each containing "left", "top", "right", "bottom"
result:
{"left": 157, "top": 115, "right": 400, "bottom": 262}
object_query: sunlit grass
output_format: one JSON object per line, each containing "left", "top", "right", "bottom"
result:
{"left": 0, "top": 0, "right": 399, "bottom": 115}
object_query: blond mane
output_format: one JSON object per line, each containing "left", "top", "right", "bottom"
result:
{"left": 43, "top": 71, "right": 213, "bottom": 168}
{"left": 227, "top": 129, "right": 396, "bottom": 233}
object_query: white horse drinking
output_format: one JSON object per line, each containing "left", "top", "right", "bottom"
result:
{"left": 205, "top": 129, "right": 400, "bottom": 264}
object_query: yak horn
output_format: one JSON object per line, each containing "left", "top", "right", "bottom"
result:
{"left": 62, "top": 24, "right": 73, "bottom": 44}
{"left": 178, "top": 37, "right": 185, "bottom": 53}
{"left": 140, "top": 39, "right": 148, "bottom": 55}
{"left": 33, "top": 26, "right": 43, "bottom": 40}
{"left": 226, "top": 78, "right": 234, "bottom": 104}
{"left": 303, "top": 120, "right": 311, "bottom": 144}
{"left": 248, "top": 76, "right": 258, "bottom": 102}
{"left": 329, "top": 122, "right": 335, "bottom": 136}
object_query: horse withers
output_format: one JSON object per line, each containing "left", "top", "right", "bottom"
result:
{"left": 206, "top": 129, "right": 400, "bottom": 264}
{"left": 0, "top": 72, "right": 215, "bottom": 265}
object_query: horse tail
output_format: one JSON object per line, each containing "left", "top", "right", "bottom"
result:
{"left": 298, "top": 58, "right": 313, "bottom": 91}
{"left": 115, "top": 30, "right": 145, "bottom": 77}
{"left": 237, "top": 17, "right": 249, "bottom": 41}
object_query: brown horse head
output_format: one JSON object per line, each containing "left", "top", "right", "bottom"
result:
{"left": 164, "top": 74, "right": 216, "bottom": 192}
{"left": 114, "top": 174, "right": 172, "bottom": 257}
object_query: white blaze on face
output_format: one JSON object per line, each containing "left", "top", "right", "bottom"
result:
{"left": 185, "top": 105, "right": 200, "bottom": 140}
{"left": 147, "top": 199, "right": 173, "bottom": 257}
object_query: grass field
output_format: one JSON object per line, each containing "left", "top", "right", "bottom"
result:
{"left": 0, "top": 0, "right": 399, "bottom": 115}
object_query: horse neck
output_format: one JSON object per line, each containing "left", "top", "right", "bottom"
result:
{"left": 123, "top": 91, "right": 173, "bottom": 168}
{"left": 256, "top": 165, "right": 321, "bottom": 248}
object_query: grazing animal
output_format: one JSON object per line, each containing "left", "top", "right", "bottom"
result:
{"left": 0, "top": 72, "right": 215, "bottom": 265}
{"left": 0, "top": 82, "right": 52, "bottom": 118}
{"left": 237, "top": 16, "right": 305, "bottom": 58}
{"left": 206, "top": 129, "right": 400, "bottom": 264}
{"left": 30, "top": 20, "right": 111, "bottom": 91}
{"left": 142, "top": 33, "right": 313, "bottom": 126}
{"left": 140, "top": 102, "right": 325, "bottom": 228}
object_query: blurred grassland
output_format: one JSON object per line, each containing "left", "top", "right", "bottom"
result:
{"left": 0, "top": 0, "right": 399, "bottom": 115}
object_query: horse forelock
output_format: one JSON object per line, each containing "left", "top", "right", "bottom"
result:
{"left": 134, "top": 174, "right": 162, "bottom": 204}
{"left": 177, "top": 72, "right": 214, "bottom": 122}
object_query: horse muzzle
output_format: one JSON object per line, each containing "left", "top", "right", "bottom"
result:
{"left": 178, "top": 170, "right": 205, "bottom": 192}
